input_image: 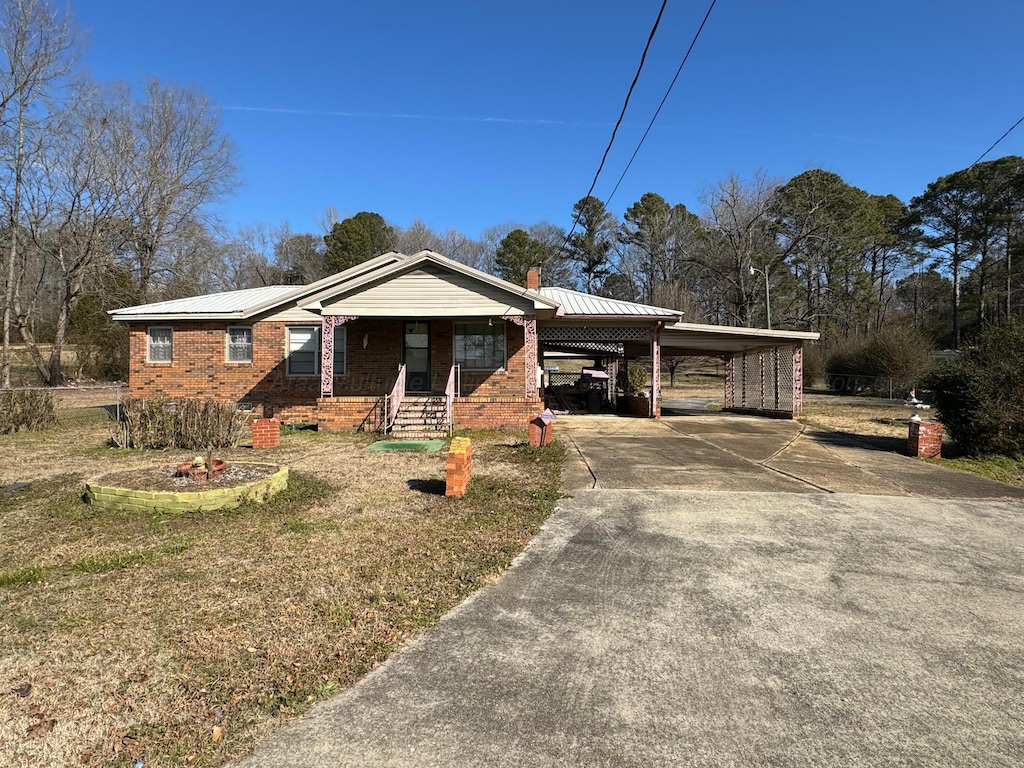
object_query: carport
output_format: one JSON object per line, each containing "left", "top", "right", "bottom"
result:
{"left": 538, "top": 303, "right": 819, "bottom": 419}
{"left": 654, "top": 322, "right": 820, "bottom": 418}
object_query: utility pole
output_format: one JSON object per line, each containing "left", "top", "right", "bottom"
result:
{"left": 749, "top": 264, "right": 771, "bottom": 329}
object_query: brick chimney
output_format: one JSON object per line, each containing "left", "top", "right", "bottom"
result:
{"left": 526, "top": 267, "right": 541, "bottom": 290}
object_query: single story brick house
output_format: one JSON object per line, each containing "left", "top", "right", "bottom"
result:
{"left": 111, "top": 250, "right": 817, "bottom": 432}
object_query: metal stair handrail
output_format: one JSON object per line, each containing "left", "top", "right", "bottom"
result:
{"left": 384, "top": 364, "right": 407, "bottom": 433}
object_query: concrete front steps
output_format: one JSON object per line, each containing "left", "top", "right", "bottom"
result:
{"left": 389, "top": 395, "right": 449, "bottom": 439}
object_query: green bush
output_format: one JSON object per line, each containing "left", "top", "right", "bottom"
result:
{"left": 0, "top": 389, "right": 58, "bottom": 434}
{"left": 113, "top": 397, "right": 250, "bottom": 450}
{"left": 626, "top": 364, "right": 649, "bottom": 393}
{"left": 927, "top": 321, "right": 1024, "bottom": 457}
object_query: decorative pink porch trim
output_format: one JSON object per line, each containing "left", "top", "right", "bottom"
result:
{"left": 320, "top": 315, "right": 359, "bottom": 397}
{"left": 650, "top": 322, "right": 661, "bottom": 418}
{"left": 792, "top": 344, "right": 804, "bottom": 417}
{"left": 724, "top": 355, "right": 735, "bottom": 409}
{"left": 502, "top": 314, "right": 538, "bottom": 398}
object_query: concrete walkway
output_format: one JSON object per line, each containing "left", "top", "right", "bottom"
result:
{"left": 235, "top": 415, "right": 1024, "bottom": 767}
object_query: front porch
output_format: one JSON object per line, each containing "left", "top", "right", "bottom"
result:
{"left": 313, "top": 315, "right": 542, "bottom": 433}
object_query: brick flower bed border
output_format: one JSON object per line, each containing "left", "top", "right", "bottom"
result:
{"left": 85, "top": 463, "right": 288, "bottom": 513}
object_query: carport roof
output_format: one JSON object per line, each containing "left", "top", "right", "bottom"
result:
{"left": 658, "top": 322, "right": 819, "bottom": 356}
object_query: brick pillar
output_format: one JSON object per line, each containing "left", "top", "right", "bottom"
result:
{"left": 529, "top": 410, "right": 555, "bottom": 447}
{"left": 445, "top": 437, "right": 473, "bottom": 497}
{"left": 252, "top": 418, "right": 281, "bottom": 449}
{"left": 907, "top": 420, "right": 942, "bottom": 458}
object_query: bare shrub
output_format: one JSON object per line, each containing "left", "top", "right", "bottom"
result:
{"left": 113, "top": 398, "right": 249, "bottom": 449}
{"left": 0, "top": 389, "right": 58, "bottom": 434}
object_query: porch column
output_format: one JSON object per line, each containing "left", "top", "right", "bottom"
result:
{"left": 792, "top": 344, "right": 804, "bottom": 417}
{"left": 650, "top": 322, "right": 661, "bottom": 418}
{"left": 502, "top": 314, "right": 538, "bottom": 398}
{"left": 320, "top": 315, "right": 359, "bottom": 398}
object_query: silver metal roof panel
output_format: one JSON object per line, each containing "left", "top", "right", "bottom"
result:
{"left": 538, "top": 287, "right": 681, "bottom": 318}
{"left": 109, "top": 285, "right": 299, "bottom": 317}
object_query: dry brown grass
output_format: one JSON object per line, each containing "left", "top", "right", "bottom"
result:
{"left": 661, "top": 372, "right": 725, "bottom": 400}
{"left": 800, "top": 400, "right": 910, "bottom": 441}
{"left": 0, "top": 425, "right": 564, "bottom": 767}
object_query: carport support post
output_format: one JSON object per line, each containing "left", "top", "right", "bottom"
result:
{"left": 724, "top": 355, "right": 735, "bottom": 409}
{"left": 792, "top": 344, "right": 804, "bottom": 417}
{"left": 650, "top": 322, "right": 661, "bottom": 418}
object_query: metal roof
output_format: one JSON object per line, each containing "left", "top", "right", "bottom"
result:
{"left": 109, "top": 285, "right": 301, "bottom": 318}
{"left": 537, "top": 287, "right": 682, "bottom": 319}
{"left": 652, "top": 322, "right": 820, "bottom": 356}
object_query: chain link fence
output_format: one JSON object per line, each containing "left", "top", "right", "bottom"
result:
{"left": 0, "top": 384, "right": 125, "bottom": 432}
{"left": 823, "top": 373, "right": 918, "bottom": 399}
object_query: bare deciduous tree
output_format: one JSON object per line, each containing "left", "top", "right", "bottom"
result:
{"left": 0, "top": 0, "right": 77, "bottom": 385}
{"left": 115, "top": 78, "right": 239, "bottom": 301}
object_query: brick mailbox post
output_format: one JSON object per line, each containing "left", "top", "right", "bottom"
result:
{"left": 907, "top": 419, "right": 942, "bottom": 459}
{"left": 445, "top": 438, "right": 473, "bottom": 497}
{"left": 529, "top": 409, "right": 556, "bottom": 447}
{"left": 252, "top": 417, "right": 281, "bottom": 449}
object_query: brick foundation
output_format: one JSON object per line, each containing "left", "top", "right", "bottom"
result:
{"left": 316, "top": 397, "right": 383, "bottom": 432}
{"left": 908, "top": 420, "right": 943, "bottom": 458}
{"left": 445, "top": 437, "right": 473, "bottom": 497}
{"left": 251, "top": 418, "right": 281, "bottom": 449}
{"left": 454, "top": 397, "right": 541, "bottom": 430}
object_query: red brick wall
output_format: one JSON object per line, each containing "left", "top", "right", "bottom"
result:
{"left": 316, "top": 397, "right": 383, "bottom": 431}
{"left": 128, "top": 318, "right": 533, "bottom": 425}
{"left": 454, "top": 397, "right": 540, "bottom": 430}
{"left": 455, "top": 320, "right": 530, "bottom": 398}
{"left": 128, "top": 321, "right": 319, "bottom": 421}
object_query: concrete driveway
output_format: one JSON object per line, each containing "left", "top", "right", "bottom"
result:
{"left": 561, "top": 413, "right": 1024, "bottom": 500}
{"left": 237, "top": 417, "right": 1024, "bottom": 767}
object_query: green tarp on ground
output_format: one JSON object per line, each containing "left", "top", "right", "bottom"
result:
{"left": 366, "top": 440, "right": 446, "bottom": 453}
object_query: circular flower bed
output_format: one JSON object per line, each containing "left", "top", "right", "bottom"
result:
{"left": 85, "top": 462, "right": 288, "bottom": 513}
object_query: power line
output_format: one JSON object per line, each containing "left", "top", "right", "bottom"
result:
{"left": 561, "top": 0, "right": 668, "bottom": 252}
{"left": 606, "top": 0, "right": 718, "bottom": 206}
{"left": 970, "top": 113, "right": 1024, "bottom": 168}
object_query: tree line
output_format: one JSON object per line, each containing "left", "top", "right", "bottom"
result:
{"left": 3, "top": 0, "right": 1023, "bottom": 386}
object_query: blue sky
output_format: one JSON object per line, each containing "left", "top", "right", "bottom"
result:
{"left": 76, "top": 0, "right": 1024, "bottom": 239}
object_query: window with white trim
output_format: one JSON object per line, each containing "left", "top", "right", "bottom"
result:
{"left": 147, "top": 326, "right": 173, "bottom": 363}
{"left": 454, "top": 322, "right": 506, "bottom": 370}
{"left": 286, "top": 325, "right": 347, "bottom": 376}
{"left": 226, "top": 326, "right": 253, "bottom": 363}
{"left": 287, "top": 326, "right": 320, "bottom": 376}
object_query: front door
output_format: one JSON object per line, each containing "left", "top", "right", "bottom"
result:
{"left": 404, "top": 321, "right": 431, "bottom": 392}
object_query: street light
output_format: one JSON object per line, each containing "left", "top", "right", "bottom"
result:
{"left": 749, "top": 264, "right": 771, "bottom": 329}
